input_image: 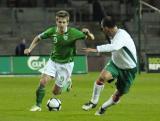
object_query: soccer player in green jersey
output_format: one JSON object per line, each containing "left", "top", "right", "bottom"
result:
{"left": 82, "top": 16, "right": 137, "bottom": 115}
{"left": 24, "top": 10, "right": 94, "bottom": 111}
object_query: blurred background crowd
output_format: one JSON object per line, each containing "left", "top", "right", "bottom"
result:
{"left": 0, "top": 0, "right": 160, "bottom": 71}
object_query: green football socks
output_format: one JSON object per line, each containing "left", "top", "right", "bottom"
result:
{"left": 36, "top": 85, "right": 45, "bottom": 107}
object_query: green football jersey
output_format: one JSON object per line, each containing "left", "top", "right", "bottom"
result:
{"left": 39, "top": 26, "right": 86, "bottom": 63}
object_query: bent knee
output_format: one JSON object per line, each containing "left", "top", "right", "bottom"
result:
{"left": 52, "top": 85, "right": 61, "bottom": 95}
{"left": 40, "top": 74, "right": 52, "bottom": 86}
{"left": 52, "top": 90, "right": 61, "bottom": 95}
{"left": 96, "top": 72, "right": 113, "bottom": 85}
{"left": 40, "top": 78, "right": 47, "bottom": 86}
{"left": 113, "top": 91, "right": 123, "bottom": 102}
{"left": 96, "top": 78, "right": 105, "bottom": 85}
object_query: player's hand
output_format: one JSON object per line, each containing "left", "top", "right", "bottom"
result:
{"left": 24, "top": 48, "right": 31, "bottom": 55}
{"left": 82, "top": 28, "right": 95, "bottom": 40}
{"left": 82, "top": 28, "right": 90, "bottom": 34}
{"left": 82, "top": 48, "right": 98, "bottom": 53}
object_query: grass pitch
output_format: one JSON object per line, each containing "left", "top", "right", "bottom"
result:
{"left": 0, "top": 72, "right": 160, "bottom": 121}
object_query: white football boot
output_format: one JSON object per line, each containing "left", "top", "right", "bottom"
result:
{"left": 82, "top": 101, "right": 97, "bottom": 111}
{"left": 30, "top": 105, "right": 41, "bottom": 112}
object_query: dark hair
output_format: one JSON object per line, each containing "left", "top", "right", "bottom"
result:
{"left": 101, "top": 16, "right": 116, "bottom": 28}
{"left": 56, "top": 10, "right": 70, "bottom": 18}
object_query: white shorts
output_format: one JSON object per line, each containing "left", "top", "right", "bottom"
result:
{"left": 39, "top": 59, "right": 74, "bottom": 87}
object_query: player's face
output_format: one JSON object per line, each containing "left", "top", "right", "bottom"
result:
{"left": 102, "top": 27, "right": 112, "bottom": 37}
{"left": 56, "top": 17, "right": 69, "bottom": 32}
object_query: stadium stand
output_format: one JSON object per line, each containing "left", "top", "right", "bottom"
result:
{"left": 0, "top": 0, "right": 159, "bottom": 57}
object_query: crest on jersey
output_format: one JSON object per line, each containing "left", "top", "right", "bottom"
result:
{"left": 63, "top": 35, "right": 68, "bottom": 40}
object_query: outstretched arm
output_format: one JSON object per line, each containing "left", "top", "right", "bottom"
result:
{"left": 24, "top": 36, "right": 41, "bottom": 55}
{"left": 82, "top": 48, "right": 98, "bottom": 53}
{"left": 82, "top": 28, "right": 95, "bottom": 40}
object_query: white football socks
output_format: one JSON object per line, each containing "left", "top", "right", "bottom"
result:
{"left": 91, "top": 82, "right": 104, "bottom": 104}
{"left": 101, "top": 95, "right": 119, "bottom": 109}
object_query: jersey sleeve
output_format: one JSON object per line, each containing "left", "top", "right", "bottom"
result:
{"left": 72, "top": 28, "right": 86, "bottom": 40}
{"left": 97, "top": 31, "right": 126, "bottom": 52}
{"left": 38, "top": 27, "right": 54, "bottom": 40}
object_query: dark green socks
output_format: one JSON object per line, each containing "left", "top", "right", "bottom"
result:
{"left": 36, "top": 85, "right": 45, "bottom": 107}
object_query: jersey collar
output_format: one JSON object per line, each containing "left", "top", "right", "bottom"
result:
{"left": 56, "top": 27, "right": 68, "bottom": 34}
